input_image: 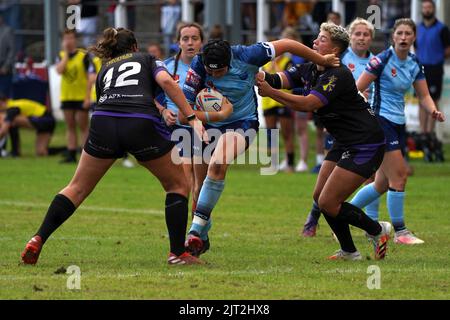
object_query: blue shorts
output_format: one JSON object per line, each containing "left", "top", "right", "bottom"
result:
{"left": 170, "top": 120, "right": 259, "bottom": 159}
{"left": 377, "top": 115, "right": 405, "bottom": 153}
{"left": 206, "top": 119, "right": 259, "bottom": 150}
{"left": 170, "top": 125, "right": 194, "bottom": 158}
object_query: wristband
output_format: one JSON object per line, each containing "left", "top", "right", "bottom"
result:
{"left": 263, "top": 72, "right": 282, "bottom": 89}
{"left": 186, "top": 113, "right": 197, "bottom": 121}
{"left": 205, "top": 111, "right": 210, "bottom": 123}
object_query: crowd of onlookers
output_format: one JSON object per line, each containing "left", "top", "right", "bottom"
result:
{"left": 0, "top": 0, "right": 448, "bottom": 168}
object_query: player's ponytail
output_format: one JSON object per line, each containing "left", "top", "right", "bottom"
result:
{"left": 89, "top": 27, "right": 137, "bottom": 61}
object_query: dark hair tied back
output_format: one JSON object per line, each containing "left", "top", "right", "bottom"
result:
{"left": 89, "top": 27, "right": 137, "bottom": 61}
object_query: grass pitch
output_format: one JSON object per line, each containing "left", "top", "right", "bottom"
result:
{"left": 1, "top": 123, "right": 449, "bottom": 299}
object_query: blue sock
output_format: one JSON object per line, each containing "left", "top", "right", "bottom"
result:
{"left": 200, "top": 219, "right": 212, "bottom": 240}
{"left": 365, "top": 197, "right": 380, "bottom": 221}
{"left": 350, "top": 183, "right": 381, "bottom": 209}
{"left": 189, "top": 177, "right": 225, "bottom": 236}
{"left": 387, "top": 189, "right": 406, "bottom": 232}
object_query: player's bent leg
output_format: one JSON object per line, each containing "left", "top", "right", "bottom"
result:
{"left": 22, "top": 152, "right": 115, "bottom": 265}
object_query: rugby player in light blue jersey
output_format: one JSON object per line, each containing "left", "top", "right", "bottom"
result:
{"left": 182, "top": 38, "right": 340, "bottom": 257}
{"left": 302, "top": 18, "right": 376, "bottom": 237}
{"left": 350, "top": 18, "right": 445, "bottom": 245}
{"left": 155, "top": 22, "right": 232, "bottom": 229}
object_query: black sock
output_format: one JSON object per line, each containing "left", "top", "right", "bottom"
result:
{"left": 68, "top": 149, "right": 77, "bottom": 160}
{"left": 323, "top": 214, "right": 357, "bottom": 253}
{"left": 287, "top": 152, "right": 294, "bottom": 167}
{"left": 310, "top": 201, "right": 321, "bottom": 220}
{"left": 336, "top": 202, "right": 381, "bottom": 236}
{"left": 47, "top": 146, "right": 67, "bottom": 155}
{"left": 165, "top": 193, "right": 188, "bottom": 256}
{"left": 9, "top": 126, "right": 20, "bottom": 156}
{"left": 36, "top": 194, "right": 76, "bottom": 243}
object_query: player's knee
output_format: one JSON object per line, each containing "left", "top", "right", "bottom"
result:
{"left": 208, "top": 162, "right": 227, "bottom": 179}
{"left": 317, "top": 197, "right": 338, "bottom": 216}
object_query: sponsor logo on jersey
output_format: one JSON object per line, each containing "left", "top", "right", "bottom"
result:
{"left": 348, "top": 63, "right": 355, "bottom": 72}
{"left": 341, "top": 151, "right": 350, "bottom": 160}
{"left": 186, "top": 69, "right": 201, "bottom": 87}
{"left": 322, "top": 75, "right": 337, "bottom": 92}
{"left": 367, "top": 56, "right": 381, "bottom": 71}
{"left": 99, "top": 94, "right": 107, "bottom": 103}
{"left": 391, "top": 68, "right": 397, "bottom": 77}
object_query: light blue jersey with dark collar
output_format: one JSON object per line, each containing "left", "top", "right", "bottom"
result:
{"left": 365, "top": 46, "right": 425, "bottom": 125}
{"left": 183, "top": 42, "right": 276, "bottom": 127}
{"left": 341, "top": 47, "right": 374, "bottom": 103}
{"left": 162, "top": 56, "right": 191, "bottom": 115}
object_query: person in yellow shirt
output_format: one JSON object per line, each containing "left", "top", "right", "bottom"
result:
{"left": 0, "top": 94, "right": 55, "bottom": 156}
{"left": 261, "top": 52, "right": 295, "bottom": 172}
{"left": 56, "top": 29, "right": 94, "bottom": 163}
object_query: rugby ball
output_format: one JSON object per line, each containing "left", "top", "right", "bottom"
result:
{"left": 195, "top": 88, "right": 223, "bottom": 112}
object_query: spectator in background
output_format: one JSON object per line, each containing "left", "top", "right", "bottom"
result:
{"left": 279, "top": 27, "right": 309, "bottom": 173}
{"left": 284, "top": 0, "right": 318, "bottom": 46}
{"left": 0, "top": 92, "right": 55, "bottom": 157}
{"left": 161, "top": 0, "right": 181, "bottom": 57}
{"left": 270, "top": 0, "right": 286, "bottom": 34}
{"left": 67, "top": 0, "right": 99, "bottom": 48}
{"left": 261, "top": 38, "right": 295, "bottom": 173}
{"left": 56, "top": 29, "right": 94, "bottom": 163}
{"left": 0, "top": 15, "right": 15, "bottom": 98}
{"left": 327, "top": 11, "right": 341, "bottom": 26}
{"left": 208, "top": 24, "right": 224, "bottom": 41}
{"left": 147, "top": 42, "right": 165, "bottom": 60}
{"left": 415, "top": 0, "right": 450, "bottom": 135}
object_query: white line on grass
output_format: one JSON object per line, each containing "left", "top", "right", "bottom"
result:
{"left": 0, "top": 200, "right": 163, "bottom": 216}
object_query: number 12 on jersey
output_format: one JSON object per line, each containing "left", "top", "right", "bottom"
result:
{"left": 103, "top": 62, "right": 141, "bottom": 90}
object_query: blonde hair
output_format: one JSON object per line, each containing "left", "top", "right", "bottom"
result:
{"left": 281, "top": 26, "right": 301, "bottom": 41}
{"left": 347, "top": 18, "right": 375, "bottom": 39}
{"left": 320, "top": 22, "right": 350, "bottom": 53}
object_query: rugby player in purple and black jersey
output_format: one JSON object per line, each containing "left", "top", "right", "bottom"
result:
{"left": 21, "top": 27, "right": 209, "bottom": 266}
{"left": 256, "top": 22, "right": 392, "bottom": 261}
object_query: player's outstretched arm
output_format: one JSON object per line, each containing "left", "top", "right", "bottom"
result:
{"left": 271, "top": 39, "right": 339, "bottom": 67}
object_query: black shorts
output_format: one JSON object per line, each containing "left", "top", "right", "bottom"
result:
{"left": 61, "top": 101, "right": 88, "bottom": 111}
{"left": 84, "top": 115, "right": 175, "bottom": 162}
{"left": 312, "top": 112, "right": 324, "bottom": 129}
{"left": 325, "top": 141, "right": 385, "bottom": 179}
{"left": 29, "top": 112, "right": 56, "bottom": 133}
{"left": 263, "top": 106, "right": 293, "bottom": 118}
{"left": 423, "top": 64, "right": 444, "bottom": 101}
